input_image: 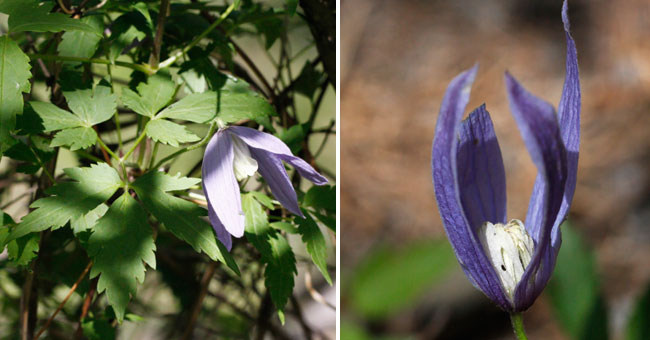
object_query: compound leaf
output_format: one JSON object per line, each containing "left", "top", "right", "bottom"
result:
{"left": 51, "top": 126, "right": 98, "bottom": 150}
{"left": 64, "top": 84, "right": 117, "bottom": 126}
{"left": 132, "top": 171, "right": 239, "bottom": 274}
{"left": 0, "top": 36, "right": 31, "bottom": 155}
{"left": 87, "top": 193, "right": 156, "bottom": 323}
{"left": 8, "top": 163, "right": 122, "bottom": 241}
{"left": 29, "top": 101, "right": 82, "bottom": 132}
{"left": 145, "top": 119, "right": 199, "bottom": 147}
{"left": 122, "top": 75, "right": 176, "bottom": 117}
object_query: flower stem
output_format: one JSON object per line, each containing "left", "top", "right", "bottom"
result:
{"left": 510, "top": 313, "right": 528, "bottom": 340}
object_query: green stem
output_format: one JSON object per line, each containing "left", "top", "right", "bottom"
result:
{"left": 157, "top": 0, "right": 238, "bottom": 69}
{"left": 510, "top": 313, "right": 528, "bottom": 340}
{"left": 121, "top": 131, "right": 148, "bottom": 162}
{"left": 27, "top": 54, "right": 154, "bottom": 75}
{"left": 147, "top": 142, "right": 159, "bottom": 170}
{"left": 95, "top": 136, "right": 120, "bottom": 162}
{"left": 107, "top": 65, "right": 123, "bottom": 151}
{"left": 152, "top": 123, "right": 217, "bottom": 170}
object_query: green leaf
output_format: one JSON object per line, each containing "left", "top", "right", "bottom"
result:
{"left": 302, "top": 185, "right": 335, "bottom": 214}
{"left": 132, "top": 171, "right": 239, "bottom": 275}
{"left": 107, "top": 14, "right": 147, "bottom": 62}
{"left": 81, "top": 317, "right": 116, "bottom": 340}
{"left": 248, "top": 191, "right": 274, "bottom": 210}
{"left": 51, "top": 126, "right": 98, "bottom": 150}
{"left": 348, "top": 239, "right": 456, "bottom": 319}
{"left": 29, "top": 101, "right": 83, "bottom": 131}
{"left": 296, "top": 212, "right": 332, "bottom": 285}
{"left": 145, "top": 119, "right": 200, "bottom": 147}
{"left": 7, "top": 232, "right": 40, "bottom": 266}
{"left": 0, "top": 36, "right": 31, "bottom": 155}
{"left": 286, "top": 0, "right": 298, "bottom": 16}
{"left": 87, "top": 193, "right": 156, "bottom": 323}
{"left": 64, "top": 84, "right": 117, "bottom": 126}
{"left": 265, "top": 232, "right": 296, "bottom": 325}
{"left": 8, "top": 163, "right": 122, "bottom": 241}
{"left": 279, "top": 124, "right": 305, "bottom": 154}
{"left": 71, "top": 204, "right": 109, "bottom": 234}
{"left": 243, "top": 193, "right": 296, "bottom": 322}
{"left": 293, "top": 61, "right": 324, "bottom": 98}
{"left": 122, "top": 75, "right": 176, "bottom": 117}
{"left": 626, "top": 282, "right": 650, "bottom": 340}
{"left": 57, "top": 15, "right": 104, "bottom": 63}
{"left": 216, "top": 89, "right": 276, "bottom": 125}
{"left": 269, "top": 222, "right": 299, "bottom": 234}
{"left": 547, "top": 222, "right": 608, "bottom": 340}
{"left": 0, "top": 0, "right": 99, "bottom": 34}
{"left": 157, "top": 92, "right": 216, "bottom": 123}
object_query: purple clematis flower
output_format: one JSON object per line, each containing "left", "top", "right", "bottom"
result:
{"left": 431, "top": 0, "right": 580, "bottom": 312}
{"left": 202, "top": 126, "right": 328, "bottom": 250}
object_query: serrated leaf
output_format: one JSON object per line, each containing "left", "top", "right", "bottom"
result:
{"left": 243, "top": 194, "right": 296, "bottom": 321}
{"left": 65, "top": 84, "right": 117, "bottom": 126}
{"left": 265, "top": 232, "right": 296, "bottom": 324}
{"left": 132, "top": 171, "right": 239, "bottom": 275}
{"left": 29, "top": 101, "right": 83, "bottom": 131}
{"left": 303, "top": 185, "right": 335, "bottom": 214}
{"left": 0, "top": 0, "right": 99, "bottom": 34}
{"left": 71, "top": 204, "right": 109, "bottom": 234}
{"left": 269, "top": 222, "right": 299, "bottom": 234}
{"left": 145, "top": 119, "right": 199, "bottom": 147}
{"left": 51, "top": 126, "right": 98, "bottom": 150}
{"left": 8, "top": 163, "right": 122, "bottom": 241}
{"left": 157, "top": 92, "right": 217, "bottom": 123}
{"left": 122, "top": 75, "right": 176, "bottom": 117}
{"left": 58, "top": 15, "right": 104, "bottom": 63}
{"left": 7, "top": 233, "right": 40, "bottom": 266}
{"left": 296, "top": 212, "right": 332, "bottom": 285}
{"left": 87, "top": 193, "right": 156, "bottom": 323}
{"left": 0, "top": 36, "right": 31, "bottom": 155}
{"left": 216, "top": 89, "right": 276, "bottom": 125}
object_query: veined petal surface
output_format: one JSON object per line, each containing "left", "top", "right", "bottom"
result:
{"left": 202, "top": 130, "right": 245, "bottom": 238}
{"left": 432, "top": 65, "right": 511, "bottom": 310}
{"left": 457, "top": 104, "right": 507, "bottom": 230}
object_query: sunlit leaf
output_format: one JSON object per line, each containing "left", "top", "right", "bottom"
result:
{"left": 0, "top": 36, "right": 31, "bottom": 155}
{"left": 296, "top": 211, "right": 332, "bottom": 285}
{"left": 145, "top": 119, "right": 200, "bottom": 147}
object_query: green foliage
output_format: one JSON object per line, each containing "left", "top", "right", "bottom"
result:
{"left": 8, "top": 163, "right": 123, "bottom": 242}
{"left": 626, "top": 282, "right": 650, "bottom": 340}
{"left": 243, "top": 193, "right": 296, "bottom": 323}
{"left": 157, "top": 92, "right": 217, "bottom": 123}
{"left": 131, "top": 171, "right": 239, "bottom": 274}
{"left": 51, "top": 126, "right": 98, "bottom": 150}
{"left": 145, "top": 119, "right": 200, "bottom": 147}
{"left": 0, "top": 0, "right": 99, "bottom": 34}
{"left": 58, "top": 15, "right": 105, "bottom": 62}
{"left": 122, "top": 75, "right": 177, "bottom": 118}
{"left": 347, "top": 239, "right": 456, "bottom": 319}
{"left": 0, "top": 36, "right": 31, "bottom": 155}
{"left": 547, "top": 222, "right": 609, "bottom": 340}
{"left": 296, "top": 211, "right": 332, "bottom": 285}
{"left": 87, "top": 193, "right": 156, "bottom": 323}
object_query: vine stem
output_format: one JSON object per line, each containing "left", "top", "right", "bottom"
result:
{"left": 152, "top": 123, "right": 217, "bottom": 170}
{"left": 26, "top": 54, "right": 154, "bottom": 75}
{"left": 32, "top": 261, "right": 93, "bottom": 340}
{"left": 121, "top": 131, "right": 148, "bottom": 162}
{"left": 158, "top": 0, "right": 238, "bottom": 69}
{"left": 510, "top": 313, "right": 529, "bottom": 340}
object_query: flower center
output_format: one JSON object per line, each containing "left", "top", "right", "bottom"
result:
{"left": 231, "top": 135, "right": 258, "bottom": 181}
{"left": 478, "top": 219, "right": 534, "bottom": 299}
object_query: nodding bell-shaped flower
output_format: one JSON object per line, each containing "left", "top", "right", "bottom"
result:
{"left": 431, "top": 0, "right": 580, "bottom": 312}
{"left": 202, "top": 126, "right": 328, "bottom": 250}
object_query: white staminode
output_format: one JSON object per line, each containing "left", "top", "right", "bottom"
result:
{"left": 231, "top": 135, "right": 258, "bottom": 181}
{"left": 479, "top": 219, "right": 535, "bottom": 299}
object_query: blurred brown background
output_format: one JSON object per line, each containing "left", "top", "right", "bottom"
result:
{"left": 341, "top": 0, "right": 650, "bottom": 338}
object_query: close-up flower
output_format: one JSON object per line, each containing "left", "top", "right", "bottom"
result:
{"left": 202, "top": 126, "right": 329, "bottom": 250}
{"left": 431, "top": 0, "right": 580, "bottom": 315}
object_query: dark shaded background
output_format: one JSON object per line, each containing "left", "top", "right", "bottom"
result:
{"left": 341, "top": 0, "right": 650, "bottom": 338}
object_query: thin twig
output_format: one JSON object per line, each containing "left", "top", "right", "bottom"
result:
{"left": 150, "top": 0, "right": 171, "bottom": 68}
{"left": 181, "top": 262, "right": 217, "bottom": 340}
{"left": 86, "top": 0, "right": 108, "bottom": 12}
{"left": 74, "top": 278, "right": 97, "bottom": 340}
{"left": 57, "top": 0, "right": 74, "bottom": 14}
{"left": 304, "top": 271, "right": 335, "bottom": 310}
{"left": 33, "top": 261, "right": 93, "bottom": 340}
